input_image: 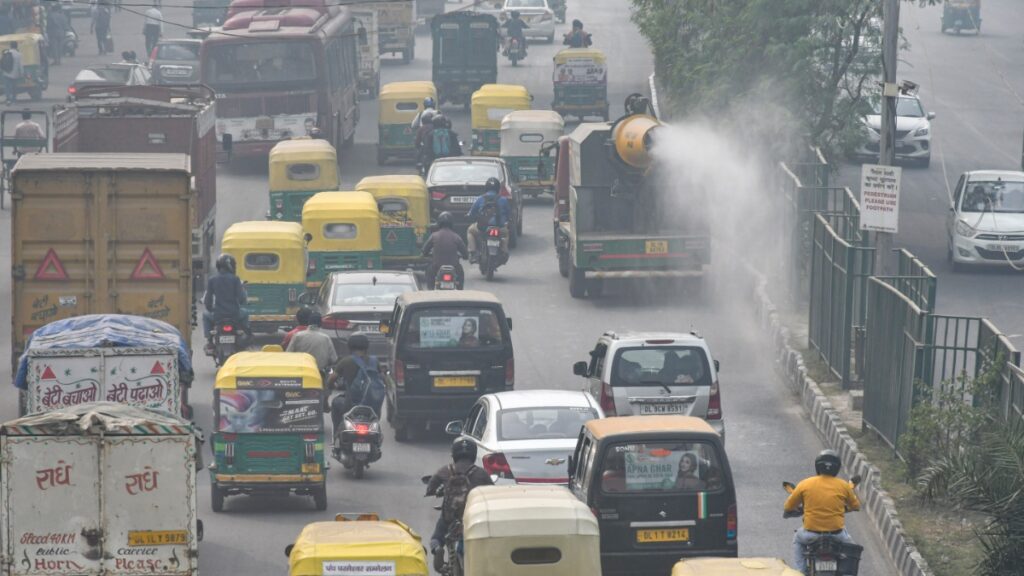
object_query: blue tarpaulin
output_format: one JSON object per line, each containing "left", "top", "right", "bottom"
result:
{"left": 15, "top": 314, "right": 193, "bottom": 390}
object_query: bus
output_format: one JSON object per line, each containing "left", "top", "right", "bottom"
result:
{"left": 200, "top": 4, "right": 359, "bottom": 157}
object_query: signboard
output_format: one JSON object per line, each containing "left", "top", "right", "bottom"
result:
{"left": 859, "top": 163, "right": 901, "bottom": 234}
{"left": 322, "top": 560, "right": 396, "bottom": 575}
{"left": 624, "top": 448, "right": 683, "bottom": 491}
{"left": 418, "top": 315, "right": 479, "bottom": 348}
{"left": 27, "top": 352, "right": 180, "bottom": 415}
{"left": 553, "top": 56, "right": 607, "bottom": 85}
{"left": 216, "top": 389, "right": 322, "bottom": 433}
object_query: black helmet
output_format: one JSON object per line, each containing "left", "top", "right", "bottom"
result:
{"left": 421, "top": 109, "right": 435, "bottom": 126}
{"left": 484, "top": 176, "right": 501, "bottom": 194}
{"left": 347, "top": 333, "right": 369, "bottom": 352}
{"left": 437, "top": 211, "right": 454, "bottom": 228}
{"left": 510, "top": 10, "right": 520, "bottom": 18}
{"left": 451, "top": 437, "right": 477, "bottom": 462}
{"left": 814, "top": 450, "right": 841, "bottom": 476}
{"left": 572, "top": 18, "right": 583, "bottom": 29}
{"left": 215, "top": 253, "right": 237, "bottom": 274}
{"left": 424, "top": 96, "right": 436, "bottom": 109}
{"left": 432, "top": 113, "right": 447, "bottom": 127}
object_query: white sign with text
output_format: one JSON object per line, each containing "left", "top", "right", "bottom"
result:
{"left": 860, "top": 164, "right": 902, "bottom": 234}
{"left": 321, "top": 561, "right": 396, "bottom": 575}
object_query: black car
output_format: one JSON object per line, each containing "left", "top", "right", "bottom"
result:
{"left": 425, "top": 156, "right": 524, "bottom": 247}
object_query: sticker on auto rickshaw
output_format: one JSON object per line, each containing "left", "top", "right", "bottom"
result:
{"left": 322, "top": 560, "right": 396, "bottom": 575}
{"left": 236, "top": 377, "right": 304, "bottom": 388}
{"left": 217, "top": 389, "right": 323, "bottom": 434}
{"left": 554, "top": 58, "right": 607, "bottom": 85}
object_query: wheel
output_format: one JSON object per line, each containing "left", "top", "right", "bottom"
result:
{"left": 394, "top": 421, "right": 409, "bottom": 442}
{"left": 313, "top": 484, "right": 328, "bottom": 510}
{"left": 509, "top": 228, "right": 518, "bottom": 249}
{"left": 409, "top": 41, "right": 415, "bottom": 60}
{"left": 569, "top": 263, "right": 586, "bottom": 298}
{"left": 511, "top": 55, "right": 519, "bottom": 66}
{"left": 558, "top": 249, "right": 570, "bottom": 277}
{"left": 486, "top": 263, "right": 495, "bottom": 281}
{"left": 587, "top": 278, "right": 603, "bottom": 297}
{"left": 210, "top": 482, "right": 225, "bottom": 513}
{"left": 353, "top": 461, "right": 365, "bottom": 479}
{"left": 516, "top": 214, "right": 524, "bottom": 236}
{"left": 28, "top": 88, "right": 42, "bottom": 101}
{"left": 547, "top": 34, "right": 555, "bottom": 44}
{"left": 401, "top": 48, "right": 411, "bottom": 64}
{"left": 919, "top": 154, "right": 931, "bottom": 168}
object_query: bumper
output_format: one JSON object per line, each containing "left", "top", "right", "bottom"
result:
{"left": 523, "top": 20, "right": 555, "bottom": 38}
{"left": 390, "top": 392, "right": 482, "bottom": 422}
{"left": 213, "top": 473, "right": 324, "bottom": 487}
{"left": 951, "top": 236, "right": 1024, "bottom": 266}
{"left": 601, "top": 548, "right": 737, "bottom": 575}
{"left": 855, "top": 136, "right": 930, "bottom": 160}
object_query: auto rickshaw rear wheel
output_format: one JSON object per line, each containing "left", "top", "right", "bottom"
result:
{"left": 558, "top": 250, "right": 570, "bottom": 278}
{"left": 211, "top": 482, "right": 225, "bottom": 513}
{"left": 313, "top": 484, "right": 328, "bottom": 510}
{"left": 28, "top": 88, "right": 42, "bottom": 101}
{"left": 569, "top": 263, "right": 586, "bottom": 298}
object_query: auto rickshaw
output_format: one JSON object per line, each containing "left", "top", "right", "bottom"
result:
{"left": 0, "top": 33, "right": 48, "bottom": 101}
{"left": 355, "top": 175, "right": 431, "bottom": 269}
{"left": 471, "top": 84, "right": 532, "bottom": 156}
{"left": 302, "top": 191, "right": 383, "bottom": 287}
{"left": 463, "top": 485, "right": 600, "bottom": 576}
{"left": 378, "top": 80, "right": 437, "bottom": 165}
{"left": 286, "top": 514, "right": 428, "bottom": 576}
{"left": 268, "top": 139, "right": 340, "bottom": 222}
{"left": 221, "top": 221, "right": 307, "bottom": 335}
{"left": 552, "top": 48, "right": 609, "bottom": 121}
{"left": 673, "top": 558, "right": 803, "bottom": 576}
{"left": 500, "top": 110, "right": 564, "bottom": 198}
{"left": 941, "top": 0, "right": 980, "bottom": 34}
{"left": 210, "top": 351, "right": 327, "bottom": 512}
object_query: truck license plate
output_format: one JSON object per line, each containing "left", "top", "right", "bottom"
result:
{"left": 645, "top": 240, "right": 669, "bottom": 255}
{"left": 127, "top": 530, "right": 188, "bottom": 546}
{"left": 353, "top": 442, "right": 371, "bottom": 453}
{"left": 636, "top": 528, "right": 689, "bottom": 543}
{"left": 218, "top": 335, "right": 236, "bottom": 344}
{"left": 815, "top": 560, "right": 837, "bottom": 572}
{"left": 640, "top": 403, "right": 684, "bottom": 415}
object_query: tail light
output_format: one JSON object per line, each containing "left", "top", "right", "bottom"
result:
{"left": 500, "top": 184, "right": 510, "bottom": 198}
{"left": 67, "top": 85, "right": 77, "bottom": 95}
{"left": 304, "top": 437, "right": 316, "bottom": 462}
{"left": 394, "top": 360, "right": 405, "bottom": 389}
{"left": 599, "top": 382, "right": 616, "bottom": 416}
{"left": 353, "top": 423, "right": 370, "bottom": 435}
{"left": 287, "top": 288, "right": 298, "bottom": 304}
{"left": 274, "top": 198, "right": 284, "bottom": 209}
{"left": 488, "top": 228, "right": 501, "bottom": 238}
{"left": 441, "top": 272, "right": 454, "bottom": 282}
{"left": 321, "top": 316, "right": 350, "bottom": 330}
{"left": 149, "top": 46, "right": 158, "bottom": 62}
{"left": 505, "top": 358, "right": 514, "bottom": 388}
{"left": 221, "top": 324, "right": 234, "bottom": 333}
{"left": 726, "top": 504, "right": 737, "bottom": 540}
{"left": 707, "top": 380, "right": 722, "bottom": 420}
{"left": 307, "top": 259, "right": 317, "bottom": 275}
{"left": 431, "top": 191, "right": 446, "bottom": 200}
{"left": 482, "top": 453, "right": 514, "bottom": 479}
{"left": 225, "top": 440, "right": 235, "bottom": 466}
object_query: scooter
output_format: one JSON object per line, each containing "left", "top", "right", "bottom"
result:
{"left": 332, "top": 404, "right": 382, "bottom": 479}
{"left": 63, "top": 28, "right": 78, "bottom": 57}
{"left": 421, "top": 475, "right": 464, "bottom": 576}
{"left": 207, "top": 319, "right": 247, "bottom": 367}
{"left": 478, "top": 225, "right": 507, "bottom": 281}
{"left": 783, "top": 475, "right": 864, "bottom": 576}
{"left": 435, "top": 264, "right": 462, "bottom": 290}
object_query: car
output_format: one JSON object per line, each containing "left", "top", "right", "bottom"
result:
{"left": 502, "top": 0, "right": 556, "bottom": 43}
{"left": 446, "top": 389, "right": 603, "bottom": 484}
{"left": 946, "top": 170, "right": 1024, "bottom": 270}
{"left": 574, "top": 331, "right": 725, "bottom": 439}
{"left": 149, "top": 39, "right": 201, "bottom": 85}
{"left": 425, "top": 156, "right": 524, "bottom": 247}
{"left": 308, "top": 270, "right": 419, "bottom": 357}
{"left": 67, "top": 63, "right": 151, "bottom": 101}
{"left": 854, "top": 93, "right": 935, "bottom": 167}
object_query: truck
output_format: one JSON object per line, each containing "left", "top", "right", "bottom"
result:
{"left": 51, "top": 85, "right": 218, "bottom": 295}
{"left": 10, "top": 154, "right": 194, "bottom": 368}
{"left": 366, "top": 0, "right": 415, "bottom": 64}
{"left": 552, "top": 94, "right": 711, "bottom": 298}
{"left": 0, "top": 403, "right": 201, "bottom": 576}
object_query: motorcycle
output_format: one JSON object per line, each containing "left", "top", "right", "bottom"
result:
{"left": 332, "top": 404, "right": 382, "bottom": 479}
{"left": 421, "top": 475, "right": 464, "bottom": 576}
{"left": 63, "top": 28, "right": 78, "bottom": 57}
{"left": 208, "top": 319, "right": 247, "bottom": 367}
{"left": 505, "top": 36, "right": 525, "bottom": 66}
{"left": 478, "top": 226, "right": 507, "bottom": 281}
{"left": 783, "top": 475, "right": 864, "bottom": 576}
{"left": 435, "top": 264, "right": 462, "bottom": 290}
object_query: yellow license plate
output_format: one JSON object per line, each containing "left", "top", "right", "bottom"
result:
{"left": 301, "top": 463, "right": 321, "bottom": 474}
{"left": 636, "top": 528, "right": 689, "bottom": 543}
{"left": 127, "top": 530, "right": 188, "bottom": 546}
{"left": 434, "top": 376, "right": 476, "bottom": 388}
{"left": 645, "top": 240, "right": 669, "bottom": 255}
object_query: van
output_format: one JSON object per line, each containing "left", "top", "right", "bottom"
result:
{"left": 568, "top": 416, "right": 738, "bottom": 575}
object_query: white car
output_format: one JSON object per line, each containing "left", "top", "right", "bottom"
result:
{"left": 502, "top": 0, "right": 555, "bottom": 43}
{"left": 447, "top": 390, "right": 603, "bottom": 484}
{"left": 947, "top": 170, "right": 1024, "bottom": 269}
{"left": 855, "top": 94, "right": 935, "bottom": 167}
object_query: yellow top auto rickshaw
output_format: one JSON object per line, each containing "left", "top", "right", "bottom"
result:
{"left": 500, "top": 110, "right": 564, "bottom": 198}
{"left": 355, "top": 175, "right": 430, "bottom": 269}
{"left": 471, "top": 83, "right": 531, "bottom": 157}
{"left": 268, "top": 139, "right": 340, "bottom": 222}
{"left": 302, "top": 191, "right": 383, "bottom": 286}
{"left": 673, "top": 558, "right": 803, "bottom": 576}
{"left": 552, "top": 48, "right": 608, "bottom": 121}
{"left": 378, "top": 80, "right": 437, "bottom": 165}
{"left": 210, "top": 351, "right": 327, "bottom": 512}
{"left": 463, "top": 485, "right": 601, "bottom": 576}
{"left": 286, "top": 514, "right": 428, "bottom": 576}
{"left": 221, "top": 221, "right": 307, "bottom": 334}
{"left": 0, "top": 33, "right": 48, "bottom": 101}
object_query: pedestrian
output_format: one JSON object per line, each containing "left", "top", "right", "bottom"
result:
{"left": 89, "top": 0, "right": 97, "bottom": 35}
{"left": 95, "top": 3, "right": 111, "bottom": 55}
{"left": 143, "top": 3, "right": 162, "bottom": 56}
{"left": 46, "top": 7, "right": 68, "bottom": 65}
{"left": 1, "top": 41, "right": 24, "bottom": 105}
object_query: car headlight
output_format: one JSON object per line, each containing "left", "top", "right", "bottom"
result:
{"left": 955, "top": 219, "right": 976, "bottom": 238}
{"left": 913, "top": 126, "right": 929, "bottom": 137}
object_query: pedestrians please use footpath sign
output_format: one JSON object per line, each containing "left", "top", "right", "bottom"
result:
{"left": 859, "top": 164, "right": 902, "bottom": 234}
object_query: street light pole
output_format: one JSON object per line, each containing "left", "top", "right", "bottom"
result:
{"left": 876, "top": 0, "right": 901, "bottom": 276}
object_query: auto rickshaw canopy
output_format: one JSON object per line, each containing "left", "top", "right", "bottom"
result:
{"left": 301, "top": 191, "right": 383, "bottom": 252}
{"left": 585, "top": 415, "right": 719, "bottom": 439}
{"left": 268, "top": 139, "right": 339, "bottom": 193}
{"left": 500, "top": 110, "right": 564, "bottom": 156}
{"left": 552, "top": 47, "right": 607, "bottom": 67}
{"left": 0, "top": 33, "right": 44, "bottom": 67}
{"left": 471, "top": 84, "right": 532, "bottom": 130}
{"left": 221, "top": 221, "right": 307, "bottom": 284}
{"left": 379, "top": 81, "right": 437, "bottom": 124}
{"left": 672, "top": 558, "right": 802, "bottom": 576}
{"left": 288, "top": 518, "right": 428, "bottom": 576}
{"left": 214, "top": 351, "right": 323, "bottom": 390}
{"left": 355, "top": 175, "right": 430, "bottom": 232}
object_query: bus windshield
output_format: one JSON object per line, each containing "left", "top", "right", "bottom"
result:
{"left": 205, "top": 40, "right": 317, "bottom": 86}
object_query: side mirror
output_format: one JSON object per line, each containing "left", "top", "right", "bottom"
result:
{"left": 297, "top": 292, "right": 315, "bottom": 306}
{"left": 420, "top": 474, "right": 432, "bottom": 485}
{"left": 714, "top": 359, "right": 720, "bottom": 372}
{"left": 284, "top": 544, "right": 294, "bottom": 558}
{"left": 379, "top": 319, "right": 392, "bottom": 336}
{"left": 445, "top": 420, "right": 463, "bottom": 435}
{"left": 573, "top": 361, "right": 588, "bottom": 377}
{"left": 506, "top": 317, "right": 513, "bottom": 330}
{"left": 303, "top": 232, "right": 313, "bottom": 244}
{"left": 926, "top": 111, "right": 936, "bottom": 120}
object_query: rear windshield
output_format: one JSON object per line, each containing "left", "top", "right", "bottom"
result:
{"left": 216, "top": 389, "right": 322, "bottom": 434}
{"left": 157, "top": 43, "right": 200, "bottom": 60}
{"left": 499, "top": 407, "right": 598, "bottom": 441}
{"left": 600, "top": 441, "right": 725, "bottom": 494}
{"left": 429, "top": 163, "right": 502, "bottom": 185}
{"left": 403, "top": 306, "right": 505, "bottom": 349}
{"left": 611, "top": 346, "right": 711, "bottom": 387}
{"left": 78, "top": 67, "right": 130, "bottom": 83}
{"left": 331, "top": 282, "right": 413, "bottom": 307}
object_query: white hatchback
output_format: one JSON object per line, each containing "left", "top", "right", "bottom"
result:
{"left": 947, "top": 170, "right": 1024, "bottom": 269}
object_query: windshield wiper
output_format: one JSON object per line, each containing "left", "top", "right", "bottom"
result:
{"left": 640, "top": 380, "right": 673, "bottom": 394}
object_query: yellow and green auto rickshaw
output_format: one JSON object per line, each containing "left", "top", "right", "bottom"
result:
{"left": 302, "top": 191, "right": 383, "bottom": 286}
{"left": 0, "top": 33, "right": 48, "bottom": 101}
{"left": 221, "top": 221, "right": 307, "bottom": 335}
{"left": 470, "top": 84, "right": 531, "bottom": 157}
{"left": 210, "top": 350, "right": 327, "bottom": 512}
{"left": 500, "top": 110, "right": 564, "bottom": 198}
{"left": 286, "top": 514, "right": 428, "bottom": 576}
{"left": 377, "top": 80, "right": 437, "bottom": 165}
{"left": 355, "top": 175, "right": 431, "bottom": 269}
{"left": 268, "top": 138, "right": 340, "bottom": 222}
{"left": 673, "top": 558, "right": 803, "bottom": 576}
{"left": 552, "top": 48, "right": 608, "bottom": 121}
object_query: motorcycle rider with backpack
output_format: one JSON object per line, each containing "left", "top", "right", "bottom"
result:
{"left": 202, "top": 254, "right": 250, "bottom": 353}
{"left": 428, "top": 113, "right": 462, "bottom": 168}
{"left": 425, "top": 437, "right": 493, "bottom": 572}
{"left": 327, "top": 333, "right": 385, "bottom": 430}
{"left": 466, "top": 177, "right": 510, "bottom": 264}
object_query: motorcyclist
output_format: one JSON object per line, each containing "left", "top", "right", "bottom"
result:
{"left": 563, "top": 19, "right": 592, "bottom": 48}
{"left": 414, "top": 109, "right": 436, "bottom": 172}
{"left": 783, "top": 450, "right": 860, "bottom": 574}
{"left": 425, "top": 437, "right": 493, "bottom": 572}
{"left": 326, "top": 333, "right": 377, "bottom": 431}
{"left": 422, "top": 211, "right": 468, "bottom": 288}
{"left": 499, "top": 10, "right": 529, "bottom": 56}
{"left": 423, "top": 113, "right": 462, "bottom": 174}
{"left": 466, "top": 177, "right": 510, "bottom": 264}
{"left": 202, "top": 254, "right": 249, "bottom": 351}
{"left": 410, "top": 96, "right": 437, "bottom": 130}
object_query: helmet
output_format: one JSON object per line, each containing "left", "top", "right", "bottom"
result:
{"left": 484, "top": 176, "right": 501, "bottom": 194}
{"left": 347, "top": 333, "right": 369, "bottom": 352}
{"left": 295, "top": 307, "right": 313, "bottom": 325}
{"left": 572, "top": 18, "right": 583, "bottom": 29}
{"left": 309, "top": 127, "right": 323, "bottom": 139}
{"left": 814, "top": 450, "right": 841, "bottom": 476}
{"left": 437, "top": 211, "right": 454, "bottom": 228}
{"left": 421, "top": 109, "right": 435, "bottom": 126}
{"left": 451, "top": 437, "right": 477, "bottom": 462}
{"left": 510, "top": 10, "right": 520, "bottom": 18}
{"left": 432, "top": 114, "right": 447, "bottom": 127}
{"left": 215, "top": 254, "right": 237, "bottom": 274}
{"left": 423, "top": 96, "right": 436, "bottom": 109}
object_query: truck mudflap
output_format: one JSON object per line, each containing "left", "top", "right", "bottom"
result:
{"left": 586, "top": 268, "right": 708, "bottom": 279}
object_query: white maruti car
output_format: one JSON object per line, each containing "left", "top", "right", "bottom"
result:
{"left": 856, "top": 94, "right": 935, "bottom": 167}
{"left": 947, "top": 171, "right": 1024, "bottom": 270}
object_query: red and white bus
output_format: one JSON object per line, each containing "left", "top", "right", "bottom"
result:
{"left": 201, "top": 4, "right": 359, "bottom": 157}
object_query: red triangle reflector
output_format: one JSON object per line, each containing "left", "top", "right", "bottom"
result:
{"left": 34, "top": 248, "right": 69, "bottom": 281}
{"left": 131, "top": 248, "right": 165, "bottom": 280}
{"left": 41, "top": 366, "right": 57, "bottom": 380}
{"left": 150, "top": 361, "right": 165, "bottom": 375}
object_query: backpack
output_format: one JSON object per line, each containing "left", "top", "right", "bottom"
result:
{"left": 441, "top": 463, "right": 477, "bottom": 524}
{"left": 432, "top": 128, "right": 451, "bottom": 157}
{"left": 1, "top": 50, "right": 13, "bottom": 73}
{"left": 476, "top": 195, "right": 498, "bottom": 229}
{"left": 349, "top": 355, "right": 385, "bottom": 414}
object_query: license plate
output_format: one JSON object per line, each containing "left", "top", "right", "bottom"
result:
{"left": 449, "top": 196, "right": 478, "bottom": 204}
{"left": 352, "top": 442, "right": 371, "bottom": 453}
{"left": 218, "top": 335, "right": 236, "bottom": 344}
{"left": 487, "top": 239, "right": 500, "bottom": 247}
{"left": 162, "top": 67, "right": 191, "bottom": 76}
{"left": 815, "top": 560, "right": 838, "bottom": 572}
{"left": 301, "top": 463, "right": 320, "bottom": 474}
{"left": 636, "top": 528, "right": 689, "bottom": 543}
{"left": 639, "top": 403, "right": 684, "bottom": 415}
{"left": 645, "top": 240, "right": 669, "bottom": 255}
{"left": 127, "top": 530, "right": 188, "bottom": 547}
{"left": 434, "top": 376, "right": 476, "bottom": 388}
{"left": 439, "top": 281, "right": 455, "bottom": 289}
{"left": 356, "top": 323, "right": 380, "bottom": 332}
{"left": 986, "top": 244, "right": 1018, "bottom": 252}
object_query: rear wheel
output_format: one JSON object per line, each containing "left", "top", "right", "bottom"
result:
{"left": 401, "top": 48, "right": 411, "bottom": 64}
{"left": 569, "top": 263, "right": 586, "bottom": 298}
{"left": 509, "top": 228, "right": 517, "bottom": 249}
{"left": 353, "top": 461, "right": 365, "bottom": 479}
{"left": 394, "top": 421, "right": 409, "bottom": 442}
{"left": 558, "top": 249, "right": 570, "bottom": 278}
{"left": 312, "top": 484, "right": 328, "bottom": 510}
{"left": 210, "top": 482, "right": 225, "bottom": 513}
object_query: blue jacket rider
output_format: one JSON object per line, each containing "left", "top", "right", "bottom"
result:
{"left": 465, "top": 177, "right": 511, "bottom": 262}
{"left": 203, "top": 254, "right": 249, "bottom": 342}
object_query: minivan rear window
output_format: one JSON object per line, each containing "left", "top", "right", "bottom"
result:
{"left": 611, "top": 347, "right": 710, "bottom": 387}
{"left": 404, "top": 307, "right": 505, "bottom": 349}
{"left": 600, "top": 441, "right": 724, "bottom": 494}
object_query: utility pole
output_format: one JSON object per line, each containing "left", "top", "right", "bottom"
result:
{"left": 875, "top": 0, "right": 901, "bottom": 276}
